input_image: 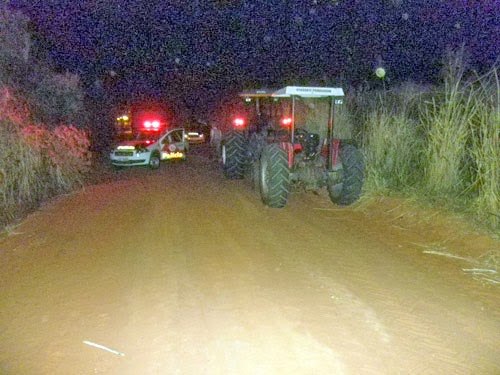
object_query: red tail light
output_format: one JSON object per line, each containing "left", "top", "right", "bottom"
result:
{"left": 281, "top": 117, "right": 292, "bottom": 127}
{"left": 152, "top": 120, "right": 160, "bottom": 129}
{"left": 233, "top": 117, "right": 245, "bottom": 128}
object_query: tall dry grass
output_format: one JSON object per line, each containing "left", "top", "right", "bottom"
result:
{"left": 358, "top": 85, "right": 427, "bottom": 193}
{"left": 468, "top": 69, "right": 500, "bottom": 229}
{"left": 363, "top": 107, "right": 423, "bottom": 192}
{"left": 0, "top": 117, "right": 91, "bottom": 228}
{"left": 0, "top": 6, "right": 92, "bottom": 229}
{"left": 355, "top": 59, "right": 499, "bottom": 234}
{"left": 421, "top": 57, "right": 477, "bottom": 197}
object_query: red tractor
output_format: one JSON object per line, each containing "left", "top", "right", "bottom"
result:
{"left": 221, "top": 86, "right": 364, "bottom": 208}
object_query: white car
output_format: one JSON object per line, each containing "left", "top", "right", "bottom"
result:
{"left": 185, "top": 130, "right": 205, "bottom": 143}
{"left": 110, "top": 128, "right": 188, "bottom": 169}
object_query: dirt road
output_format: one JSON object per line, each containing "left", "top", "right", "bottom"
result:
{"left": 1, "top": 145, "right": 499, "bottom": 374}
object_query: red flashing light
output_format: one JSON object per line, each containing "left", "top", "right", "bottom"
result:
{"left": 143, "top": 120, "right": 161, "bottom": 131}
{"left": 233, "top": 117, "right": 245, "bottom": 128}
{"left": 281, "top": 117, "right": 292, "bottom": 127}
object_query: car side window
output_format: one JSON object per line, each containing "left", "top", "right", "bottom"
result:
{"left": 170, "top": 130, "right": 183, "bottom": 143}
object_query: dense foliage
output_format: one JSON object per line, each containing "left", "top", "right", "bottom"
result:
{"left": 0, "top": 6, "right": 91, "bottom": 228}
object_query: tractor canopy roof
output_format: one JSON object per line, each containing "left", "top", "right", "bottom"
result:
{"left": 238, "top": 88, "right": 276, "bottom": 98}
{"left": 272, "top": 86, "right": 344, "bottom": 98}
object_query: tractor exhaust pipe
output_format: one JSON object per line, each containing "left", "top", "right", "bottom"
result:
{"left": 327, "top": 96, "right": 335, "bottom": 171}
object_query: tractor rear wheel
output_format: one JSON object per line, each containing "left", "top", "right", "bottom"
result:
{"left": 260, "top": 144, "right": 290, "bottom": 208}
{"left": 328, "top": 143, "right": 364, "bottom": 205}
{"left": 222, "top": 131, "right": 247, "bottom": 179}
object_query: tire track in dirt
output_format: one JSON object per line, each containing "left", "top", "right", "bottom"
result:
{"left": 227, "top": 185, "right": 500, "bottom": 374}
{"left": 108, "top": 164, "right": 349, "bottom": 373}
{"left": 204, "top": 157, "right": 498, "bottom": 373}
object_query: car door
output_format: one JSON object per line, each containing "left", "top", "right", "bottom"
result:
{"left": 160, "top": 128, "right": 188, "bottom": 160}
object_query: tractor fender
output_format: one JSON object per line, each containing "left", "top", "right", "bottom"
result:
{"left": 332, "top": 139, "right": 341, "bottom": 166}
{"left": 279, "top": 142, "right": 294, "bottom": 168}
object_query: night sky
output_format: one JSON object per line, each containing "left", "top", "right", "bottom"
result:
{"left": 7, "top": 0, "right": 500, "bottom": 116}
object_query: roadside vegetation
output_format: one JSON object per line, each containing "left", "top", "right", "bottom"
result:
{"left": 352, "top": 53, "right": 499, "bottom": 235}
{"left": 0, "top": 7, "right": 90, "bottom": 229}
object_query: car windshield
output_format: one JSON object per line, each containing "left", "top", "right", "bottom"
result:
{"left": 135, "top": 131, "right": 161, "bottom": 142}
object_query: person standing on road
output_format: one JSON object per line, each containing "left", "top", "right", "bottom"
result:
{"left": 210, "top": 124, "right": 222, "bottom": 160}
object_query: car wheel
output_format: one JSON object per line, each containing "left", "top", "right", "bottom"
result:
{"left": 149, "top": 153, "right": 160, "bottom": 169}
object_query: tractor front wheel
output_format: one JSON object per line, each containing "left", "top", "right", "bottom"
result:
{"left": 260, "top": 144, "right": 290, "bottom": 208}
{"left": 328, "top": 143, "right": 364, "bottom": 205}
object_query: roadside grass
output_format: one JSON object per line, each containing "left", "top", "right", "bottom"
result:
{"left": 362, "top": 104, "right": 423, "bottom": 193}
{"left": 0, "top": 9, "right": 90, "bottom": 230}
{"left": 356, "top": 60, "right": 499, "bottom": 236}
{"left": 0, "top": 118, "right": 91, "bottom": 228}
{"left": 422, "top": 74, "right": 475, "bottom": 198}
{"left": 468, "top": 69, "right": 500, "bottom": 231}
